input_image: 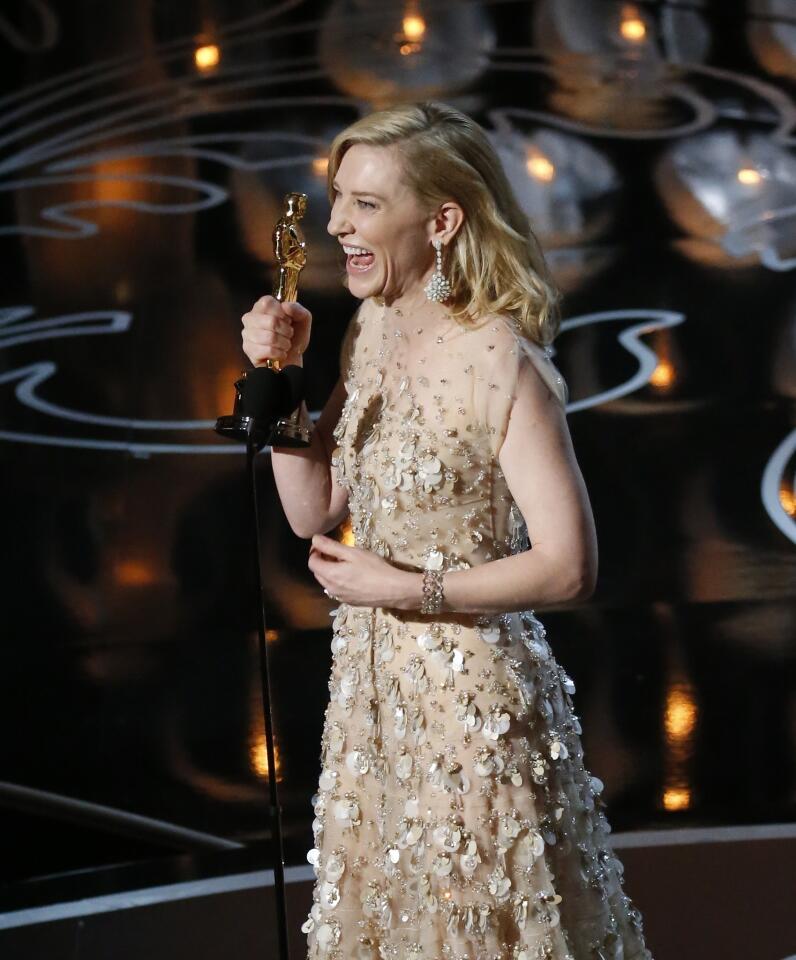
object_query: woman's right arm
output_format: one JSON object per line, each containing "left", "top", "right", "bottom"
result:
{"left": 241, "top": 295, "right": 350, "bottom": 540}
{"left": 269, "top": 369, "right": 350, "bottom": 539}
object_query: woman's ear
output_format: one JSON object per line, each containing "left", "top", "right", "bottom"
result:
{"left": 433, "top": 200, "right": 465, "bottom": 244}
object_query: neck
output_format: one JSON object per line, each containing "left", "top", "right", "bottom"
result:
{"left": 378, "top": 284, "right": 452, "bottom": 317}
{"left": 379, "top": 257, "right": 444, "bottom": 312}
{"left": 382, "top": 288, "right": 428, "bottom": 312}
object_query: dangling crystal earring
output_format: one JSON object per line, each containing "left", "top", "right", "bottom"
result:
{"left": 424, "top": 238, "right": 452, "bottom": 303}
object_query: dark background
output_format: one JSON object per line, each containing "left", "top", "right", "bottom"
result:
{"left": 0, "top": 0, "right": 793, "bottom": 948}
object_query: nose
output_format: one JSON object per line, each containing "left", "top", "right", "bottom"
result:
{"left": 327, "top": 203, "right": 351, "bottom": 238}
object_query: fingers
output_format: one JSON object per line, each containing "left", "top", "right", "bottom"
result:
{"left": 242, "top": 327, "right": 293, "bottom": 361}
{"left": 311, "top": 534, "right": 347, "bottom": 559}
{"left": 281, "top": 300, "right": 312, "bottom": 323}
{"left": 308, "top": 539, "right": 345, "bottom": 570}
{"left": 308, "top": 550, "right": 335, "bottom": 595}
{"left": 243, "top": 297, "right": 294, "bottom": 336}
{"left": 308, "top": 543, "right": 336, "bottom": 565}
{"left": 240, "top": 295, "right": 313, "bottom": 366}
{"left": 253, "top": 294, "right": 288, "bottom": 317}
{"left": 252, "top": 294, "right": 309, "bottom": 324}
{"left": 241, "top": 296, "right": 296, "bottom": 364}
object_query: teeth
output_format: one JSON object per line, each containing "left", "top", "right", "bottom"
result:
{"left": 343, "top": 245, "right": 372, "bottom": 256}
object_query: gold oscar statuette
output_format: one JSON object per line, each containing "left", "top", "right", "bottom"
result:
{"left": 215, "top": 192, "right": 312, "bottom": 449}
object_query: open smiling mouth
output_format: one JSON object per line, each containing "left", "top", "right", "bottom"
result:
{"left": 344, "top": 248, "right": 376, "bottom": 272}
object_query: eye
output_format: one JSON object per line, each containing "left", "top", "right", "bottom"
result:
{"left": 331, "top": 189, "right": 375, "bottom": 209}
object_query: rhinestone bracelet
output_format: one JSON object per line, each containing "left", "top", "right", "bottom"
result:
{"left": 421, "top": 569, "right": 445, "bottom": 615}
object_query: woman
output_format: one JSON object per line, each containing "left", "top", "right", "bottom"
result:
{"left": 241, "top": 102, "right": 654, "bottom": 960}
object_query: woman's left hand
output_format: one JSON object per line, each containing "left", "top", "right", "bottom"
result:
{"left": 308, "top": 534, "right": 418, "bottom": 609}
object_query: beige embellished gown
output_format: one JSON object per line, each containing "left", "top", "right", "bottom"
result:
{"left": 301, "top": 297, "right": 654, "bottom": 960}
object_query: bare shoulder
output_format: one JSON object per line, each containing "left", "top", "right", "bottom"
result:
{"left": 466, "top": 313, "right": 543, "bottom": 380}
{"left": 466, "top": 310, "right": 517, "bottom": 339}
{"left": 462, "top": 311, "right": 521, "bottom": 360}
{"left": 477, "top": 312, "right": 567, "bottom": 410}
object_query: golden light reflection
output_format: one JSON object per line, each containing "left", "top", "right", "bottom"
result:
{"left": 250, "top": 727, "right": 283, "bottom": 781}
{"left": 737, "top": 167, "right": 762, "bottom": 186}
{"left": 214, "top": 364, "right": 245, "bottom": 419}
{"left": 779, "top": 480, "right": 796, "bottom": 517}
{"left": 662, "top": 787, "right": 691, "bottom": 811}
{"left": 525, "top": 151, "right": 556, "bottom": 183}
{"left": 313, "top": 156, "right": 329, "bottom": 178}
{"left": 92, "top": 156, "right": 151, "bottom": 204}
{"left": 402, "top": 14, "right": 426, "bottom": 41}
{"left": 664, "top": 685, "right": 697, "bottom": 742}
{"left": 659, "top": 678, "right": 698, "bottom": 813}
{"left": 195, "top": 44, "right": 220, "bottom": 71}
{"left": 648, "top": 330, "right": 678, "bottom": 393}
{"left": 114, "top": 560, "right": 156, "bottom": 586}
{"left": 339, "top": 515, "right": 356, "bottom": 546}
{"left": 248, "top": 632, "right": 284, "bottom": 782}
{"left": 650, "top": 359, "right": 676, "bottom": 390}
{"left": 397, "top": 3, "right": 425, "bottom": 55}
{"left": 620, "top": 6, "right": 647, "bottom": 42}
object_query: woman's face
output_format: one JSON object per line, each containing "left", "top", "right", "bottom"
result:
{"left": 327, "top": 143, "right": 436, "bottom": 305}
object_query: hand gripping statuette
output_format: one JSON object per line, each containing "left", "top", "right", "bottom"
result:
{"left": 216, "top": 192, "right": 312, "bottom": 450}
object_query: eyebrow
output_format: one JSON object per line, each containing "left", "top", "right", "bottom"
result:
{"left": 332, "top": 180, "right": 386, "bottom": 200}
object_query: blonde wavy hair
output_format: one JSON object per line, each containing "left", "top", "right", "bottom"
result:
{"left": 326, "top": 100, "right": 562, "bottom": 347}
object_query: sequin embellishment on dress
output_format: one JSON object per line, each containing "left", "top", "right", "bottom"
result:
{"left": 304, "top": 298, "right": 654, "bottom": 960}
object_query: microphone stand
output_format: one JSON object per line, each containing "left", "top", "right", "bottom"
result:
{"left": 213, "top": 410, "right": 297, "bottom": 960}
{"left": 214, "top": 192, "right": 312, "bottom": 960}
{"left": 247, "top": 419, "right": 290, "bottom": 960}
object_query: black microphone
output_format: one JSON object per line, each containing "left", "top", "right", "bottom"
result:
{"left": 215, "top": 363, "right": 306, "bottom": 450}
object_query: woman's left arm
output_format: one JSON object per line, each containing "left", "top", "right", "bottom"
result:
{"left": 439, "top": 361, "right": 598, "bottom": 614}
